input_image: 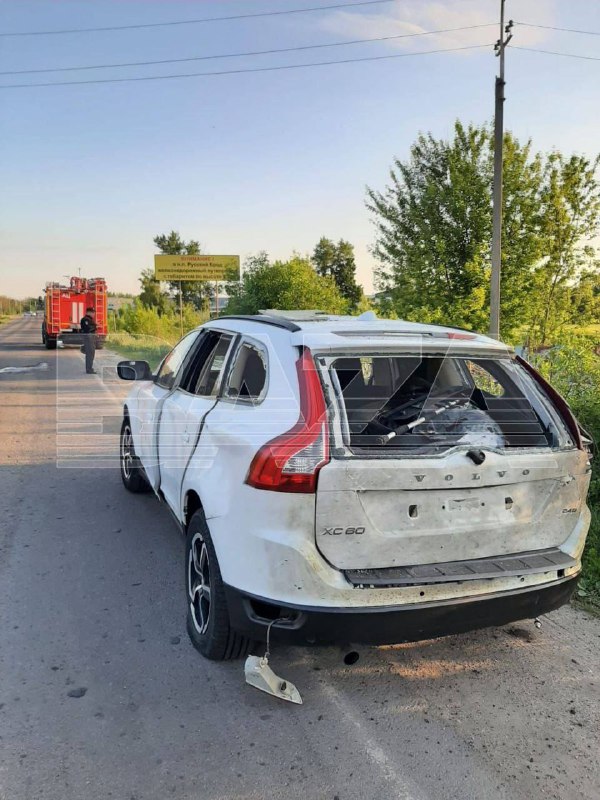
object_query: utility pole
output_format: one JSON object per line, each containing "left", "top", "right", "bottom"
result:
{"left": 179, "top": 281, "right": 183, "bottom": 337}
{"left": 489, "top": 0, "right": 513, "bottom": 339}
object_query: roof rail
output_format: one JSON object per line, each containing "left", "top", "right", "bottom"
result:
{"left": 258, "top": 309, "right": 330, "bottom": 322}
{"left": 424, "top": 321, "right": 482, "bottom": 336}
{"left": 217, "top": 314, "right": 302, "bottom": 333}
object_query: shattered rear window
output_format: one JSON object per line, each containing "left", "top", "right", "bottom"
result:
{"left": 330, "top": 354, "right": 562, "bottom": 453}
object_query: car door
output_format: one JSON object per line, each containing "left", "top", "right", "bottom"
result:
{"left": 157, "top": 329, "right": 236, "bottom": 520}
{"left": 182, "top": 336, "right": 275, "bottom": 524}
{"left": 133, "top": 330, "right": 201, "bottom": 489}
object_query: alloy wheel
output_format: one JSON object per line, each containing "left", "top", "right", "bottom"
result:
{"left": 188, "top": 532, "right": 211, "bottom": 635}
{"left": 121, "top": 424, "right": 134, "bottom": 480}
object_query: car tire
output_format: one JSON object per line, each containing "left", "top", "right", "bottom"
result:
{"left": 185, "top": 511, "right": 252, "bottom": 661}
{"left": 45, "top": 337, "right": 57, "bottom": 350}
{"left": 120, "top": 417, "right": 151, "bottom": 493}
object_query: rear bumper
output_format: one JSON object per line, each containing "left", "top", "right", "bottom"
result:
{"left": 48, "top": 332, "right": 107, "bottom": 345}
{"left": 224, "top": 575, "right": 578, "bottom": 646}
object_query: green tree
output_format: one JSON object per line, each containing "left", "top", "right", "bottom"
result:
{"left": 367, "top": 121, "right": 546, "bottom": 336}
{"left": 312, "top": 237, "right": 362, "bottom": 309}
{"left": 367, "top": 122, "right": 492, "bottom": 330}
{"left": 499, "top": 136, "right": 545, "bottom": 334}
{"left": 153, "top": 230, "right": 210, "bottom": 311}
{"left": 138, "top": 268, "right": 170, "bottom": 313}
{"left": 224, "top": 251, "right": 269, "bottom": 309}
{"left": 224, "top": 253, "right": 347, "bottom": 315}
{"left": 568, "top": 271, "right": 600, "bottom": 326}
{"left": 531, "top": 154, "right": 600, "bottom": 343}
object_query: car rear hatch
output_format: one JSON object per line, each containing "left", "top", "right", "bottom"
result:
{"left": 314, "top": 342, "right": 590, "bottom": 572}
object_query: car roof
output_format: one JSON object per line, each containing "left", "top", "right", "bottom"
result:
{"left": 205, "top": 311, "right": 511, "bottom": 355}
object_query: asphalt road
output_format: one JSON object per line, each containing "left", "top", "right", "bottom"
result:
{"left": 1, "top": 317, "right": 599, "bottom": 800}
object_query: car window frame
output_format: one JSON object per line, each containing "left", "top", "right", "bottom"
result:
{"left": 221, "top": 336, "right": 269, "bottom": 406}
{"left": 154, "top": 330, "right": 202, "bottom": 391}
{"left": 176, "top": 328, "right": 237, "bottom": 399}
{"left": 195, "top": 333, "right": 236, "bottom": 398}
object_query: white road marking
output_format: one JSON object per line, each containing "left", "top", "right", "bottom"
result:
{"left": 317, "top": 675, "right": 424, "bottom": 800}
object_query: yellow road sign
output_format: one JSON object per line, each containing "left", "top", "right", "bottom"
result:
{"left": 154, "top": 254, "right": 240, "bottom": 281}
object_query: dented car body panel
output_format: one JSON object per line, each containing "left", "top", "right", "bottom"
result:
{"left": 315, "top": 448, "right": 591, "bottom": 570}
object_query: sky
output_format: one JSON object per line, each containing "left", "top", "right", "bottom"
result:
{"left": 0, "top": 0, "right": 599, "bottom": 299}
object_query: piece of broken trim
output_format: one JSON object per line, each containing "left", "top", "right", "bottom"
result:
{"left": 345, "top": 548, "right": 576, "bottom": 587}
{"left": 244, "top": 655, "right": 303, "bottom": 704}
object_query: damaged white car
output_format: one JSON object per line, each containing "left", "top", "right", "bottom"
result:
{"left": 117, "top": 311, "right": 592, "bottom": 661}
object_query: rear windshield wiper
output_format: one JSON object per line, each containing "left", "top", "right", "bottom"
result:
{"left": 369, "top": 397, "right": 471, "bottom": 445}
{"left": 377, "top": 387, "right": 470, "bottom": 436}
{"left": 380, "top": 385, "right": 469, "bottom": 427}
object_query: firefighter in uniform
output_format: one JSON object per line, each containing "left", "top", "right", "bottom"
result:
{"left": 80, "top": 307, "right": 98, "bottom": 374}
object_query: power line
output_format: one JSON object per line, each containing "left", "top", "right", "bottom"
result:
{"left": 0, "top": 23, "right": 497, "bottom": 76}
{"left": 511, "top": 45, "right": 600, "bottom": 62}
{"left": 0, "top": 43, "right": 493, "bottom": 89}
{"left": 515, "top": 21, "right": 600, "bottom": 36}
{"left": 0, "top": 0, "right": 394, "bottom": 37}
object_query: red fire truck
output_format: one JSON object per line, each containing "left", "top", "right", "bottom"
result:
{"left": 42, "top": 277, "right": 108, "bottom": 350}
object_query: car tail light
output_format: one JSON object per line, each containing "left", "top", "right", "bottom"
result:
{"left": 246, "top": 347, "right": 329, "bottom": 493}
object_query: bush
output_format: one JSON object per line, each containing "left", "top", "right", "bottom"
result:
{"left": 113, "top": 302, "right": 209, "bottom": 345}
{"left": 107, "top": 332, "right": 173, "bottom": 371}
{"left": 225, "top": 255, "right": 348, "bottom": 315}
{"left": 108, "top": 301, "right": 210, "bottom": 370}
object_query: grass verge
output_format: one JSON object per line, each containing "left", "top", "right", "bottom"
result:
{"left": 106, "top": 332, "right": 173, "bottom": 371}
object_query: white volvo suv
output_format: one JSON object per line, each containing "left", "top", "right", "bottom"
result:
{"left": 117, "top": 311, "right": 592, "bottom": 661}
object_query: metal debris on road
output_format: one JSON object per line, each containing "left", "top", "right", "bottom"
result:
{"left": 0, "top": 361, "right": 49, "bottom": 375}
{"left": 244, "top": 655, "right": 303, "bottom": 705}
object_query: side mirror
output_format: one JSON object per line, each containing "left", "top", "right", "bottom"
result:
{"left": 117, "top": 360, "right": 153, "bottom": 381}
